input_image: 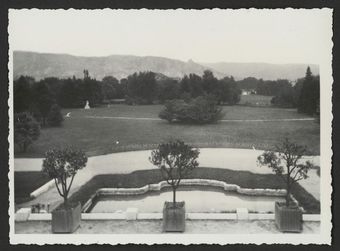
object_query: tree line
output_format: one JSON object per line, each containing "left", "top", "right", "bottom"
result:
{"left": 271, "top": 67, "right": 320, "bottom": 115}
{"left": 14, "top": 67, "right": 319, "bottom": 115}
{"left": 125, "top": 70, "right": 242, "bottom": 105}
{"left": 238, "top": 77, "right": 292, "bottom": 96}
{"left": 14, "top": 69, "right": 242, "bottom": 109}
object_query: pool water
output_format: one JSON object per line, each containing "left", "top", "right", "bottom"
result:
{"left": 88, "top": 186, "right": 285, "bottom": 213}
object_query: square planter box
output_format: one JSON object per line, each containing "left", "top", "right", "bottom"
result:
{"left": 52, "top": 202, "right": 81, "bottom": 233}
{"left": 163, "top": 201, "right": 185, "bottom": 232}
{"left": 275, "top": 201, "right": 302, "bottom": 233}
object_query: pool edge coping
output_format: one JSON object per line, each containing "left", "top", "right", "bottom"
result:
{"left": 82, "top": 178, "right": 294, "bottom": 213}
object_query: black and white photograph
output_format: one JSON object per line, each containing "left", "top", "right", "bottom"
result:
{"left": 8, "top": 8, "right": 333, "bottom": 244}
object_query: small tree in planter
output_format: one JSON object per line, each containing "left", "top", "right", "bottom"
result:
{"left": 150, "top": 140, "right": 199, "bottom": 232}
{"left": 257, "top": 138, "right": 313, "bottom": 232}
{"left": 42, "top": 147, "right": 87, "bottom": 233}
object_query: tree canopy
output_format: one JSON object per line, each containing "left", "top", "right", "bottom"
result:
{"left": 149, "top": 140, "right": 200, "bottom": 205}
{"left": 257, "top": 138, "right": 313, "bottom": 207}
{"left": 126, "top": 71, "right": 158, "bottom": 104}
{"left": 42, "top": 147, "right": 88, "bottom": 206}
{"left": 298, "top": 67, "right": 320, "bottom": 115}
{"left": 14, "top": 76, "right": 34, "bottom": 113}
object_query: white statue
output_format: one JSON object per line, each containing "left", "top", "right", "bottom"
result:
{"left": 84, "top": 100, "right": 90, "bottom": 109}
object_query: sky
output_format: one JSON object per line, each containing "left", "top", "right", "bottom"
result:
{"left": 8, "top": 9, "right": 332, "bottom": 64}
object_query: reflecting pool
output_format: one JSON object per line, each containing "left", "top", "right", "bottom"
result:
{"left": 88, "top": 186, "right": 285, "bottom": 213}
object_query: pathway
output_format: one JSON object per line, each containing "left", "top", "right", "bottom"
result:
{"left": 85, "top": 115, "right": 315, "bottom": 123}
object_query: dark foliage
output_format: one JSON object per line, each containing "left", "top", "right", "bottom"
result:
{"left": 14, "top": 68, "right": 318, "bottom": 116}
{"left": 180, "top": 74, "right": 204, "bottom": 98}
{"left": 270, "top": 67, "right": 320, "bottom": 111}
{"left": 158, "top": 78, "right": 181, "bottom": 103}
{"left": 47, "top": 104, "right": 64, "bottom": 127}
{"left": 298, "top": 67, "right": 320, "bottom": 115}
{"left": 270, "top": 85, "right": 297, "bottom": 108}
{"left": 179, "top": 72, "right": 241, "bottom": 105}
{"left": 13, "top": 76, "right": 34, "bottom": 113}
{"left": 82, "top": 71, "right": 104, "bottom": 107}
{"left": 30, "top": 81, "right": 55, "bottom": 126}
{"left": 237, "top": 77, "right": 294, "bottom": 97}
{"left": 14, "top": 112, "right": 40, "bottom": 152}
{"left": 159, "top": 95, "right": 224, "bottom": 124}
{"left": 126, "top": 71, "right": 158, "bottom": 104}
{"left": 202, "top": 70, "right": 219, "bottom": 95}
{"left": 217, "top": 76, "right": 241, "bottom": 105}
{"left": 58, "top": 78, "right": 84, "bottom": 108}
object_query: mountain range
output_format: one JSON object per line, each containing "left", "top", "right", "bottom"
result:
{"left": 13, "top": 51, "right": 319, "bottom": 81}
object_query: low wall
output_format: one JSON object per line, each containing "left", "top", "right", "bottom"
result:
{"left": 82, "top": 179, "right": 287, "bottom": 212}
{"left": 21, "top": 212, "right": 320, "bottom": 222}
{"left": 97, "top": 179, "right": 287, "bottom": 196}
{"left": 30, "top": 179, "right": 55, "bottom": 198}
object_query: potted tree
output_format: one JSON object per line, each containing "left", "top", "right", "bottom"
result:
{"left": 150, "top": 140, "right": 199, "bottom": 232}
{"left": 257, "top": 138, "right": 313, "bottom": 232}
{"left": 42, "top": 147, "right": 88, "bottom": 233}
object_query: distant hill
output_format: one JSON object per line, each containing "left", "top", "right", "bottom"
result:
{"left": 200, "top": 62, "right": 319, "bottom": 81}
{"left": 13, "top": 51, "right": 224, "bottom": 81}
{"left": 13, "top": 51, "right": 319, "bottom": 81}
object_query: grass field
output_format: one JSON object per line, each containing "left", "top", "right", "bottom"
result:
{"left": 68, "top": 168, "right": 320, "bottom": 214}
{"left": 15, "top": 104, "right": 320, "bottom": 158}
{"left": 14, "top": 172, "right": 51, "bottom": 203}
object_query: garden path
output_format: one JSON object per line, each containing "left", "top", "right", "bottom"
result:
{"left": 85, "top": 115, "right": 315, "bottom": 122}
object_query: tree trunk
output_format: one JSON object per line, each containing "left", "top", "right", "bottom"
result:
{"left": 22, "top": 142, "right": 27, "bottom": 152}
{"left": 63, "top": 196, "right": 68, "bottom": 208}
{"left": 286, "top": 176, "right": 290, "bottom": 207}
{"left": 173, "top": 187, "right": 176, "bottom": 206}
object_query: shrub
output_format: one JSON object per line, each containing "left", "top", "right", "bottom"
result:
{"left": 159, "top": 99, "right": 186, "bottom": 123}
{"left": 125, "top": 96, "right": 151, "bottom": 105}
{"left": 14, "top": 112, "right": 40, "bottom": 152}
{"left": 47, "top": 104, "right": 64, "bottom": 127}
{"left": 179, "top": 92, "right": 192, "bottom": 102}
{"left": 159, "top": 96, "right": 223, "bottom": 124}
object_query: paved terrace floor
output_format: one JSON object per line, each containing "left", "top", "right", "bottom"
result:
{"left": 14, "top": 148, "right": 320, "bottom": 210}
{"left": 15, "top": 220, "right": 320, "bottom": 234}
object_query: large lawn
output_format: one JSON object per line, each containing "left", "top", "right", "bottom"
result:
{"left": 62, "top": 104, "right": 309, "bottom": 120}
{"left": 15, "top": 104, "right": 320, "bottom": 157}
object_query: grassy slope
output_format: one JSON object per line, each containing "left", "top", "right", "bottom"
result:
{"left": 68, "top": 168, "right": 320, "bottom": 214}
{"left": 14, "top": 172, "right": 51, "bottom": 203}
{"left": 15, "top": 104, "right": 320, "bottom": 158}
